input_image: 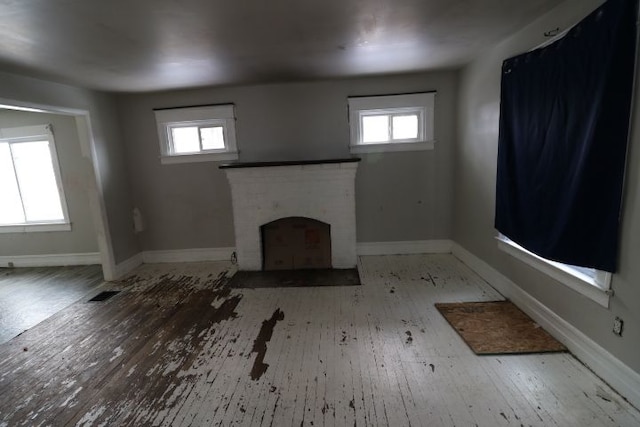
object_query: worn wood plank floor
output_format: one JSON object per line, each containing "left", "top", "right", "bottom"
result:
{"left": 0, "top": 255, "right": 638, "bottom": 426}
{"left": 0, "top": 265, "right": 104, "bottom": 344}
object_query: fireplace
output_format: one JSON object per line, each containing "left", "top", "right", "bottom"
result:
{"left": 221, "top": 158, "right": 360, "bottom": 271}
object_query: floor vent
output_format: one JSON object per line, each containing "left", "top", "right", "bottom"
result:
{"left": 88, "top": 291, "right": 120, "bottom": 302}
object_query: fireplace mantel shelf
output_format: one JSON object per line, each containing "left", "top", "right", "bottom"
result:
{"left": 219, "top": 157, "right": 360, "bottom": 169}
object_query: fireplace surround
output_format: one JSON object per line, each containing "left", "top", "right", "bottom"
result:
{"left": 221, "top": 158, "right": 360, "bottom": 271}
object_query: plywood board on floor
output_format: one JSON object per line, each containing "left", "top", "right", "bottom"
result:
{"left": 435, "top": 300, "right": 567, "bottom": 354}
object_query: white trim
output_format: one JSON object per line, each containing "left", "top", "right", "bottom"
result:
{"left": 349, "top": 140, "right": 435, "bottom": 154}
{"left": 127, "top": 242, "right": 451, "bottom": 269}
{"left": 451, "top": 242, "right": 640, "bottom": 410}
{"left": 497, "top": 237, "right": 610, "bottom": 307}
{"left": 0, "top": 222, "right": 71, "bottom": 233}
{"left": 356, "top": 239, "right": 453, "bottom": 256}
{"left": 45, "top": 123, "right": 72, "bottom": 226}
{"left": 139, "top": 241, "right": 452, "bottom": 265}
{"left": 160, "top": 151, "right": 238, "bottom": 164}
{"left": 141, "top": 247, "right": 235, "bottom": 264}
{"left": 106, "top": 248, "right": 235, "bottom": 279}
{"left": 74, "top": 115, "right": 117, "bottom": 281}
{"left": 112, "top": 253, "right": 143, "bottom": 279}
{"left": 0, "top": 124, "right": 48, "bottom": 140}
{"left": 0, "top": 104, "right": 48, "bottom": 113}
{"left": 0, "top": 252, "right": 101, "bottom": 267}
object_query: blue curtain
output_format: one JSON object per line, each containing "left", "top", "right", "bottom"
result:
{"left": 495, "top": 0, "right": 637, "bottom": 272}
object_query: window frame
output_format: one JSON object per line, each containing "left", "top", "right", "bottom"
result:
{"left": 496, "top": 234, "right": 612, "bottom": 307}
{"left": 0, "top": 124, "right": 71, "bottom": 233}
{"left": 154, "top": 104, "right": 238, "bottom": 164}
{"left": 348, "top": 92, "right": 436, "bottom": 154}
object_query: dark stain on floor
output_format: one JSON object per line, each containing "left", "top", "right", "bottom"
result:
{"left": 250, "top": 308, "right": 285, "bottom": 380}
{"left": 405, "top": 330, "right": 413, "bottom": 344}
{"left": 421, "top": 273, "right": 437, "bottom": 287}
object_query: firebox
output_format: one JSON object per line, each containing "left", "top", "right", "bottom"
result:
{"left": 261, "top": 217, "right": 331, "bottom": 270}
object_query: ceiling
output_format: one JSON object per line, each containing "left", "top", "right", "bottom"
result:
{"left": 0, "top": 0, "right": 564, "bottom": 93}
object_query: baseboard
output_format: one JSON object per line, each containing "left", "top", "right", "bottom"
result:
{"left": 140, "top": 242, "right": 452, "bottom": 264}
{"left": 106, "top": 247, "right": 234, "bottom": 280}
{"left": 141, "top": 247, "right": 235, "bottom": 264}
{"left": 111, "top": 253, "right": 143, "bottom": 280}
{"left": 451, "top": 242, "right": 640, "bottom": 410}
{"left": 356, "top": 239, "right": 453, "bottom": 256}
{"left": 136, "top": 242, "right": 450, "bottom": 264}
{"left": 0, "top": 252, "right": 101, "bottom": 267}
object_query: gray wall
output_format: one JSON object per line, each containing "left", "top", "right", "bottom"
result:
{"left": 455, "top": 0, "right": 640, "bottom": 374}
{"left": 0, "top": 71, "right": 138, "bottom": 265}
{"left": 0, "top": 110, "right": 98, "bottom": 255}
{"left": 117, "top": 71, "right": 458, "bottom": 251}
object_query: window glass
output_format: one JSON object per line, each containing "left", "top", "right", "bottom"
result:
{"left": 392, "top": 114, "right": 419, "bottom": 140}
{"left": 362, "top": 115, "right": 389, "bottom": 143}
{"left": 200, "top": 126, "right": 225, "bottom": 150}
{"left": 11, "top": 141, "right": 64, "bottom": 222}
{"left": 171, "top": 127, "right": 200, "bottom": 153}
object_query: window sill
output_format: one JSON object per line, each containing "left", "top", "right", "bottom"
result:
{"left": 160, "top": 151, "right": 239, "bottom": 164}
{"left": 496, "top": 237, "right": 611, "bottom": 308}
{"left": 0, "top": 222, "right": 71, "bottom": 233}
{"left": 349, "top": 140, "right": 435, "bottom": 154}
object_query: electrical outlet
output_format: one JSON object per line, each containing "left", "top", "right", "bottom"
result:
{"left": 613, "top": 317, "right": 624, "bottom": 336}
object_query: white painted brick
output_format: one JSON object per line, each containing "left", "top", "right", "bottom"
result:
{"left": 224, "top": 162, "right": 358, "bottom": 270}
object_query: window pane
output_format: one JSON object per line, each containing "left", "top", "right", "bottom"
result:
{"left": 362, "top": 115, "right": 390, "bottom": 143}
{"left": 200, "top": 126, "right": 225, "bottom": 150}
{"left": 171, "top": 127, "right": 200, "bottom": 153}
{"left": 0, "top": 143, "right": 25, "bottom": 224}
{"left": 392, "top": 114, "right": 419, "bottom": 140}
{"left": 11, "top": 141, "right": 64, "bottom": 222}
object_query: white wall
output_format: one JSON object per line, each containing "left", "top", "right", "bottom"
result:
{"left": 455, "top": 0, "right": 640, "bottom": 375}
{"left": 117, "top": 70, "right": 458, "bottom": 251}
{"left": 0, "top": 110, "right": 98, "bottom": 256}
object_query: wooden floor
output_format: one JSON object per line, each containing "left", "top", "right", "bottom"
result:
{"left": 0, "top": 265, "right": 104, "bottom": 344}
{"left": 0, "top": 255, "right": 638, "bottom": 426}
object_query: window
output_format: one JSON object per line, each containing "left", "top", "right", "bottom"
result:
{"left": 497, "top": 234, "right": 612, "bottom": 307}
{"left": 154, "top": 104, "right": 238, "bottom": 164}
{"left": 348, "top": 92, "right": 435, "bottom": 153}
{"left": 0, "top": 124, "right": 70, "bottom": 232}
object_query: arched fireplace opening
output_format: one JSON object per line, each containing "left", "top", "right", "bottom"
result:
{"left": 261, "top": 217, "right": 331, "bottom": 271}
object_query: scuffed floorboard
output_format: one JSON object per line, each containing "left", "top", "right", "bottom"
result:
{"left": 0, "top": 255, "right": 638, "bottom": 426}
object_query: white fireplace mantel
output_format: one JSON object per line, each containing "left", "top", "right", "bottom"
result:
{"left": 221, "top": 159, "right": 360, "bottom": 270}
